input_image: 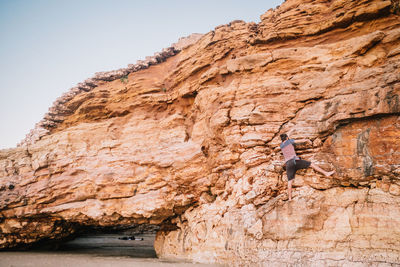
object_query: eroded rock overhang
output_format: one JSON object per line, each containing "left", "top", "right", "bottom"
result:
{"left": 1, "top": 0, "right": 400, "bottom": 264}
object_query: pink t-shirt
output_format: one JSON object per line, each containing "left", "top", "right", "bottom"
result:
{"left": 280, "top": 139, "right": 297, "bottom": 162}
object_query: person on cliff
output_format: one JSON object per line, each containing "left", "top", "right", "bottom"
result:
{"left": 280, "top": 133, "right": 335, "bottom": 201}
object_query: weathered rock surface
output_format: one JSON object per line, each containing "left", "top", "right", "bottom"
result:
{"left": 17, "top": 33, "right": 203, "bottom": 147}
{"left": 1, "top": 0, "right": 400, "bottom": 265}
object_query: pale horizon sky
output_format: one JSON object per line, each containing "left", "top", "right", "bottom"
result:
{"left": 0, "top": 0, "right": 284, "bottom": 149}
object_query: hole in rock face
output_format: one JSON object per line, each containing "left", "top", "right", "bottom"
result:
{"left": 33, "top": 224, "right": 160, "bottom": 259}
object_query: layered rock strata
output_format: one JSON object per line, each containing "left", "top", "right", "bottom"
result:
{"left": 1, "top": 0, "right": 400, "bottom": 265}
{"left": 18, "top": 33, "right": 203, "bottom": 147}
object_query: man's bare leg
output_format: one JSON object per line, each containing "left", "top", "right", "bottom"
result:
{"left": 311, "top": 163, "right": 335, "bottom": 177}
{"left": 288, "top": 179, "right": 293, "bottom": 201}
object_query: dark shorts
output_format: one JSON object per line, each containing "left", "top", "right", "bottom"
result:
{"left": 285, "top": 159, "right": 311, "bottom": 181}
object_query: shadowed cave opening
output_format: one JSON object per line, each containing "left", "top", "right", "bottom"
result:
{"left": 30, "top": 224, "right": 160, "bottom": 259}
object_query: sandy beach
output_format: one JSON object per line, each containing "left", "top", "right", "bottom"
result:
{"left": 0, "top": 234, "right": 220, "bottom": 267}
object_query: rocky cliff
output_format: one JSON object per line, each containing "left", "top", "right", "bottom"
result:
{"left": 1, "top": 0, "right": 400, "bottom": 265}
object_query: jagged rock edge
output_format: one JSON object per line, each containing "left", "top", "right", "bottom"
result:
{"left": 17, "top": 34, "right": 204, "bottom": 148}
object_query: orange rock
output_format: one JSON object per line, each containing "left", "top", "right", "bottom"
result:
{"left": 1, "top": 0, "right": 400, "bottom": 265}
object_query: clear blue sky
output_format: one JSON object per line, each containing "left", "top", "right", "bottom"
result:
{"left": 0, "top": 0, "right": 283, "bottom": 149}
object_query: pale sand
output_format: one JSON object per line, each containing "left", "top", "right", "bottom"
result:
{"left": 0, "top": 234, "right": 221, "bottom": 267}
{"left": 0, "top": 252, "right": 219, "bottom": 267}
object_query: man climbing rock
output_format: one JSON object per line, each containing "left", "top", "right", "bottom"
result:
{"left": 280, "top": 133, "right": 335, "bottom": 201}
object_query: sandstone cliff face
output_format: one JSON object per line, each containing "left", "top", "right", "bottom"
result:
{"left": 1, "top": 0, "right": 400, "bottom": 265}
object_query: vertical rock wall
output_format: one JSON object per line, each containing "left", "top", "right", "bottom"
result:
{"left": 1, "top": 0, "right": 400, "bottom": 265}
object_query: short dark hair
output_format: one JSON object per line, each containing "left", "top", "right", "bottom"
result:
{"left": 280, "top": 134, "right": 288, "bottom": 142}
